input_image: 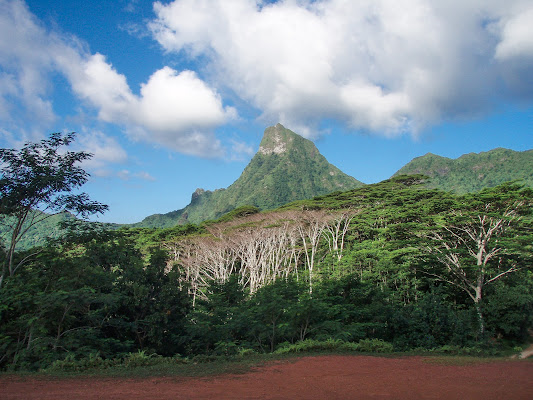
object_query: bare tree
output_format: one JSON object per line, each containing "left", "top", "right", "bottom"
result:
{"left": 323, "top": 210, "right": 358, "bottom": 263}
{"left": 426, "top": 203, "right": 524, "bottom": 333}
{"left": 293, "top": 211, "right": 328, "bottom": 293}
{"left": 160, "top": 208, "right": 360, "bottom": 300}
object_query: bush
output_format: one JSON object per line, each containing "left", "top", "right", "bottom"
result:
{"left": 237, "top": 348, "right": 257, "bottom": 357}
{"left": 214, "top": 341, "right": 239, "bottom": 356}
{"left": 45, "top": 353, "right": 120, "bottom": 372}
{"left": 273, "top": 338, "right": 394, "bottom": 354}
{"left": 122, "top": 350, "right": 162, "bottom": 368}
{"left": 44, "top": 350, "right": 169, "bottom": 372}
{"left": 274, "top": 339, "right": 345, "bottom": 354}
{"left": 354, "top": 339, "right": 394, "bottom": 353}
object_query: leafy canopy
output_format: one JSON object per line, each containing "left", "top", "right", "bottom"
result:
{"left": 0, "top": 132, "right": 107, "bottom": 218}
{"left": 0, "top": 132, "right": 108, "bottom": 286}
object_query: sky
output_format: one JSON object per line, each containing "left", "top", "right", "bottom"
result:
{"left": 1, "top": 0, "right": 532, "bottom": 224}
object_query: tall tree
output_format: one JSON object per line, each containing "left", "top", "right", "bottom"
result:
{"left": 425, "top": 183, "right": 533, "bottom": 334}
{"left": 0, "top": 132, "right": 108, "bottom": 287}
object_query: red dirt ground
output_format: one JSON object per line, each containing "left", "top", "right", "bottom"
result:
{"left": 1, "top": 355, "right": 532, "bottom": 400}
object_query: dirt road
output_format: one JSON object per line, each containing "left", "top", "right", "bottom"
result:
{"left": 2, "top": 355, "right": 532, "bottom": 399}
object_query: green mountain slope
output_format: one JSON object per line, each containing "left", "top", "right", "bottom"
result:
{"left": 393, "top": 148, "right": 533, "bottom": 193}
{"left": 0, "top": 211, "right": 74, "bottom": 251}
{"left": 133, "top": 124, "right": 363, "bottom": 227}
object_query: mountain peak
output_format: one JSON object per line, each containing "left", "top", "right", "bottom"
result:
{"left": 132, "top": 124, "right": 364, "bottom": 227}
{"left": 258, "top": 123, "right": 296, "bottom": 155}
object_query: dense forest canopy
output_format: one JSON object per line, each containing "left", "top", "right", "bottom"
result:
{"left": 1, "top": 135, "right": 532, "bottom": 371}
{"left": 1, "top": 171, "right": 532, "bottom": 370}
{"left": 394, "top": 148, "right": 533, "bottom": 193}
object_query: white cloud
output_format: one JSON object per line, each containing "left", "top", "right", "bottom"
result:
{"left": 0, "top": 0, "right": 235, "bottom": 158}
{"left": 495, "top": 7, "right": 533, "bottom": 61}
{"left": 117, "top": 169, "right": 131, "bottom": 181}
{"left": 68, "top": 53, "right": 135, "bottom": 124}
{"left": 150, "top": 0, "right": 533, "bottom": 137}
{"left": 75, "top": 130, "right": 128, "bottom": 170}
{"left": 138, "top": 67, "right": 231, "bottom": 131}
{"left": 3, "top": 0, "right": 532, "bottom": 158}
{"left": 114, "top": 169, "right": 155, "bottom": 181}
{"left": 0, "top": 0, "right": 64, "bottom": 128}
{"left": 66, "top": 54, "right": 235, "bottom": 157}
{"left": 229, "top": 138, "right": 255, "bottom": 161}
{"left": 134, "top": 171, "right": 156, "bottom": 181}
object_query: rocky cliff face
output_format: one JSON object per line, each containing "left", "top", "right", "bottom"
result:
{"left": 258, "top": 123, "right": 294, "bottom": 155}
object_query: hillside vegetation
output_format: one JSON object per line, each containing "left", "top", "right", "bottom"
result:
{"left": 394, "top": 148, "right": 533, "bottom": 193}
{"left": 2, "top": 176, "right": 532, "bottom": 371}
{"left": 133, "top": 124, "right": 363, "bottom": 228}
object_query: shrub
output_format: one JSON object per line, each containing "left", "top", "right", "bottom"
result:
{"left": 354, "top": 339, "right": 394, "bottom": 353}
{"left": 214, "top": 341, "right": 239, "bottom": 356}
{"left": 274, "top": 338, "right": 345, "bottom": 354}
{"left": 237, "top": 348, "right": 257, "bottom": 357}
{"left": 45, "top": 352, "right": 120, "bottom": 372}
{"left": 273, "top": 338, "right": 395, "bottom": 354}
{"left": 123, "top": 350, "right": 162, "bottom": 368}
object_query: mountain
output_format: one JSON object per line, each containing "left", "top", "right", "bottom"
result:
{"left": 393, "top": 148, "right": 533, "bottom": 193}
{"left": 133, "top": 123, "right": 364, "bottom": 227}
{"left": 0, "top": 211, "right": 74, "bottom": 251}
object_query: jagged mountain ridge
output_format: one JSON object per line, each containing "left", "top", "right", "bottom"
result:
{"left": 133, "top": 124, "right": 364, "bottom": 228}
{"left": 393, "top": 148, "right": 533, "bottom": 193}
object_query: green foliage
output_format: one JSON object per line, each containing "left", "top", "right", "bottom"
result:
{"left": 206, "top": 205, "right": 261, "bottom": 224}
{"left": 273, "top": 338, "right": 393, "bottom": 354}
{"left": 133, "top": 124, "right": 363, "bottom": 227}
{"left": 483, "top": 274, "right": 533, "bottom": 341}
{"left": 394, "top": 148, "right": 533, "bottom": 193}
{"left": 45, "top": 353, "right": 117, "bottom": 373}
{"left": 1, "top": 163, "right": 532, "bottom": 371}
{"left": 0, "top": 132, "right": 108, "bottom": 288}
{"left": 354, "top": 338, "right": 394, "bottom": 353}
{"left": 245, "top": 278, "right": 304, "bottom": 352}
{"left": 274, "top": 338, "right": 347, "bottom": 354}
{"left": 0, "top": 229, "right": 190, "bottom": 371}
{"left": 186, "top": 275, "right": 247, "bottom": 354}
{"left": 44, "top": 350, "right": 173, "bottom": 373}
{"left": 389, "top": 290, "right": 478, "bottom": 350}
{"left": 122, "top": 350, "right": 162, "bottom": 368}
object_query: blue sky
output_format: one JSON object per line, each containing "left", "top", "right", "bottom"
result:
{"left": 1, "top": 0, "right": 532, "bottom": 223}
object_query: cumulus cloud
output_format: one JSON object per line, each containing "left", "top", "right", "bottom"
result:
{"left": 150, "top": 0, "right": 533, "bottom": 137}
{"left": 495, "top": 8, "right": 533, "bottom": 61}
{"left": 0, "top": 0, "right": 67, "bottom": 130}
{"left": 66, "top": 53, "right": 235, "bottom": 156}
{"left": 75, "top": 130, "right": 128, "bottom": 170}
{"left": 0, "top": 0, "right": 235, "bottom": 158}
{"left": 62, "top": 54, "right": 234, "bottom": 157}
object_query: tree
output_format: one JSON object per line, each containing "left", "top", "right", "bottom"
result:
{"left": 0, "top": 132, "right": 108, "bottom": 287}
{"left": 425, "top": 183, "right": 533, "bottom": 334}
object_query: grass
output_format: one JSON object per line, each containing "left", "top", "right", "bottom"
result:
{"left": 0, "top": 353, "right": 279, "bottom": 380}
{"left": 2, "top": 341, "right": 529, "bottom": 380}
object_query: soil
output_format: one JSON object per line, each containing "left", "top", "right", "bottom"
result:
{"left": 1, "top": 355, "right": 532, "bottom": 400}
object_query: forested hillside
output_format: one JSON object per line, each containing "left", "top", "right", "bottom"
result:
{"left": 3, "top": 135, "right": 531, "bottom": 249}
{"left": 394, "top": 148, "right": 533, "bottom": 193}
{"left": 0, "top": 211, "right": 71, "bottom": 250}
{"left": 133, "top": 124, "right": 363, "bottom": 228}
{"left": 2, "top": 176, "right": 531, "bottom": 371}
